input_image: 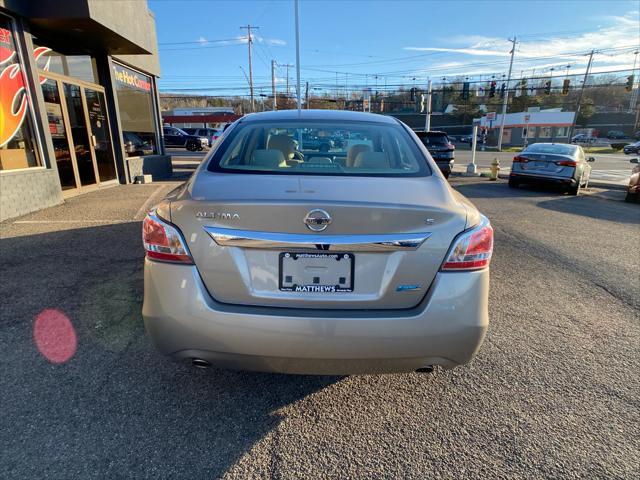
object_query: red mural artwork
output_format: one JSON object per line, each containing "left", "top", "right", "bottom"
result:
{"left": 0, "top": 27, "right": 50, "bottom": 147}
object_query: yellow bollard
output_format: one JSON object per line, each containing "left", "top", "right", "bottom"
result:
{"left": 489, "top": 157, "right": 500, "bottom": 181}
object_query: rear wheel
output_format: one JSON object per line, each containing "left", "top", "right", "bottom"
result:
{"left": 624, "top": 191, "right": 638, "bottom": 203}
{"left": 508, "top": 178, "right": 519, "bottom": 188}
{"left": 443, "top": 171, "right": 450, "bottom": 179}
{"left": 568, "top": 178, "right": 582, "bottom": 196}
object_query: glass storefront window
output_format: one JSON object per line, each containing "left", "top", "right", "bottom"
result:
{"left": 0, "top": 18, "right": 42, "bottom": 170}
{"left": 113, "top": 62, "right": 158, "bottom": 156}
{"left": 32, "top": 40, "right": 98, "bottom": 84}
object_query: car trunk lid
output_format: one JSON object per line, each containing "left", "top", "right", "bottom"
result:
{"left": 170, "top": 173, "right": 467, "bottom": 309}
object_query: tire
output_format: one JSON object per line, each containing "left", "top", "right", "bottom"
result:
{"left": 443, "top": 171, "right": 450, "bottom": 179}
{"left": 624, "top": 191, "right": 638, "bottom": 203}
{"left": 568, "top": 178, "right": 582, "bottom": 196}
{"left": 508, "top": 178, "right": 519, "bottom": 188}
{"left": 186, "top": 142, "right": 196, "bottom": 152}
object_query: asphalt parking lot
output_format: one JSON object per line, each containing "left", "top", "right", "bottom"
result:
{"left": 1, "top": 175, "right": 638, "bottom": 479}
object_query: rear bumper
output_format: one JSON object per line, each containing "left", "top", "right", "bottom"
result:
{"left": 142, "top": 259, "right": 489, "bottom": 374}
{"left": 510, "top": 172, "right": 577, "bottom": 186}
{"left": 435, "top": 160, "right": 454, "bottom": 174}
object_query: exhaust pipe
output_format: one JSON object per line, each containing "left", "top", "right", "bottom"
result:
{"left": 415, "top": 366, "right": 434, "bottom": 373}
{"left": 191, "top": 358, "right": 211, "bottom": 369}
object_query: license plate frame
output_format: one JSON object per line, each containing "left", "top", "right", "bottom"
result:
{"left": 279, "top": 252, "right": 355, "bottom": 293}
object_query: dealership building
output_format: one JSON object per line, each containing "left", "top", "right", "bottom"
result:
{"left": 0, "top": 0, "right": 169, "bottom": 221}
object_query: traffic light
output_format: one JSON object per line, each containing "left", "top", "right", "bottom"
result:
{"left": 562, "top": 79, "right": 570, "bottom": 95}
{"left": 489, "top": 81, "right": 496, "bottom": 98}
{"left": 500, "top": 83, "right": 506, "bottom": 98}
{"left": 410, "top": 87, "right": 416, "bottom": 101}
{"left": 544, "top": 80, "right": 552, "bottom": 95}
{"left": 626, "top": 75, "right": 635, "bottom": 92}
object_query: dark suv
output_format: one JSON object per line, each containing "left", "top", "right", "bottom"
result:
{"left": 163, "top": 127, "right": 209, "bottom": 151}
{"left": 415, "top": 131, "right": 455, "bottom": 178}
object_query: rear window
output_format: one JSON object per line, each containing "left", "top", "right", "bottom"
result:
{"left": 207, "top": 120, "right": 430, "bottom": 176}
{"left": 416, "top": 132, "right": 449, "bottom": 146}
{"left": 525, "top": 143, "right": 577, "bottom": 156}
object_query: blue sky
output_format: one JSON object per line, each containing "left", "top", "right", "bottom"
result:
{"left": 149, "top": 0, "right": 640, "bottom": 96}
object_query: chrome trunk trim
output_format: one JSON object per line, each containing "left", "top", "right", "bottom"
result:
{"left": 203, "top": 226, "right": 431, "bottom": 252}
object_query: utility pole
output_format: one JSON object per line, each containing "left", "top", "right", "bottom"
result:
{"left": 567, "top": 49, "right": 594, "bottom": 140}
{"left": 240, "top": 24, "right": 258, "bottom": 112}
{"left": 305, "top": 81, "right": 309, "bottom": 109}
{"left": 424, "top": 79, "right": 432, "bottom": 131}
{"left": 497, "top": 36, "right": 516, "bottom": 151}
{"left": 271, "top": 59, "right": 277, "bottom": 110}
{"left": 294, "top": 0, "right": 302, "bottom": 111}
{"left": 279, "top": 63, "right": 293, "bottom": 97}
{"left": 628, "top": 50, "right": 639, "bottom": 113}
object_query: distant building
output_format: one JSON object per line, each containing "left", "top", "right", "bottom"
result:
{"left": 479, "top": 109, "right": 575, "bottom": 146}
{"left": 164, "top": 107, "right": 235, "bottom": 116}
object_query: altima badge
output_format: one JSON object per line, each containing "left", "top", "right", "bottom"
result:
{"left": 304, "top": 209, "right": 332, "bottom": 232}
{"left": 196, "top": 211, "right": 240, "bottom": 220}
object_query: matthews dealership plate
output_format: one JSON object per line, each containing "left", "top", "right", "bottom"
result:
{"left": 279, "top": 252, "right": 355, "bottom": 293}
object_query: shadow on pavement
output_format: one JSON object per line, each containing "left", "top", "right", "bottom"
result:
{"left": 452, "top": 180, "right": 554, "bottom": 199}
{"left": 536, "top": 195, "right": 640, "bottom": 224}
{"left": 0, "top": 222, "right": 339, "bottom": 478}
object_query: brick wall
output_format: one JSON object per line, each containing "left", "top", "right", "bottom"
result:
{"left": 0, "top": 169, "right": 63, "bottom": 222}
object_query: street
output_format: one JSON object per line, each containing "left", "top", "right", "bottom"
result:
{"left": 1, "top": 173, "right": 638, "bottom": 479}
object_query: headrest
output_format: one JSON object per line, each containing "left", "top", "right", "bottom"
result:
{"left": 346, "top": 143, "right": 372, "bottom": 167}
{"left": 267, "top": 135, "right": 295, "bottom": 159}
{"left": 353, "top": 151, "right": 390, "bottom": 169}
{"left": 251, "top": 149, "right": 287, "bottom": 167}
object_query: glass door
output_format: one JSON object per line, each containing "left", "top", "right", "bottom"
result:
{"left": 63, "top": 82, "right": 97, "bottom": 187}
{"left": 41, "top": 79, "right": 78, "bottom": 190}
{"left": 84, "top": 88, "right": 117, "bottom": 182}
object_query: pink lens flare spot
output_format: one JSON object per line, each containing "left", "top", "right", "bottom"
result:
{"left": 33, "top": 309, "right": 77, "bottom": 364}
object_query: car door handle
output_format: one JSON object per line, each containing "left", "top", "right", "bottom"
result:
{"left": 203, "top": 226, "right": 431, "bottom": 252}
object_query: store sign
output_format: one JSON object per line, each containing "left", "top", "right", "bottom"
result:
{"left": 0, "top": 27, "right": 50, "bottom": 147}
{"left": 113, "top": 64, "right": 151, "bottom": 91}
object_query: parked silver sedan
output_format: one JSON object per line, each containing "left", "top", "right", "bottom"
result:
{"left": 508, "top": 143, "right": 595, "bottom": 195}
{"left": 142, "top": 110, "right": 493, "bottom": 375}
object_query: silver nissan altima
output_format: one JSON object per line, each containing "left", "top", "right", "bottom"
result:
{"left": 142, "top": 110, "right": 493, "bottom": 375}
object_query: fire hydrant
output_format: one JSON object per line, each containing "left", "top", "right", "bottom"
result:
{"left": 489, "top": 157, "right": 500, "bottom": 181}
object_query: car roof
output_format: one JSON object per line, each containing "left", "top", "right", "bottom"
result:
{"left": 238, "top": 109, "right": 399, "bottom": 125}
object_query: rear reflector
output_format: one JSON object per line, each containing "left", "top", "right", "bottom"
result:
{"left": 143, "top": 212, "right": 193, "bottom": 264}
{"left": 441, "top": 216, "right": 493, "bottom": 271}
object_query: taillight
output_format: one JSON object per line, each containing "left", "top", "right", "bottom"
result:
{"left": 142, "top": 212, "right": 193, "bottom": 264}
{"left": 441, "top": 217, "right": 493, "bottom": 271}
{"left": 448, "top": 143, "right": 455, "bottom": 150}
{"left": 513, "top": 155, "right": 529, "bottom": 163}
{"left": 556, "top": 160, "right": 577, "bottom": 167}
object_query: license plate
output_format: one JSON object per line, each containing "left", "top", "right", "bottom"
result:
{"left": 279, "top": 252, "right": 354, "bottom": 293}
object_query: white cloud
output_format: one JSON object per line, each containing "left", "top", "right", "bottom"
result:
{"left": 237, "top": 35, "right": 286, "bottom": 47}
{"left": 402, "top": 10, "right": 639, "bottom": 79}
{"left": 403, "top": 47, "right": 511, "bottom": 57}
{"left": 197, "top": 36, "right": 208, "bottom": 45}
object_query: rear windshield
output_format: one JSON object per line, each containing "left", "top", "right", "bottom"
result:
{"left": 525, "top": 144, "right": 577, "bottom": 156}
{"left": 416, "top": 132, "right": 449, "bottom": 146}
{"left": 207, "top": 120, "right": 430, "bottom": 176}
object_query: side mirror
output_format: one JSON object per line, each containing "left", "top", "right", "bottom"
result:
{"left": 631, "top": 158, "right": 639, "bottom": 164}
{"left": 587, "top": 157, "right": 595, "bottom": 162}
